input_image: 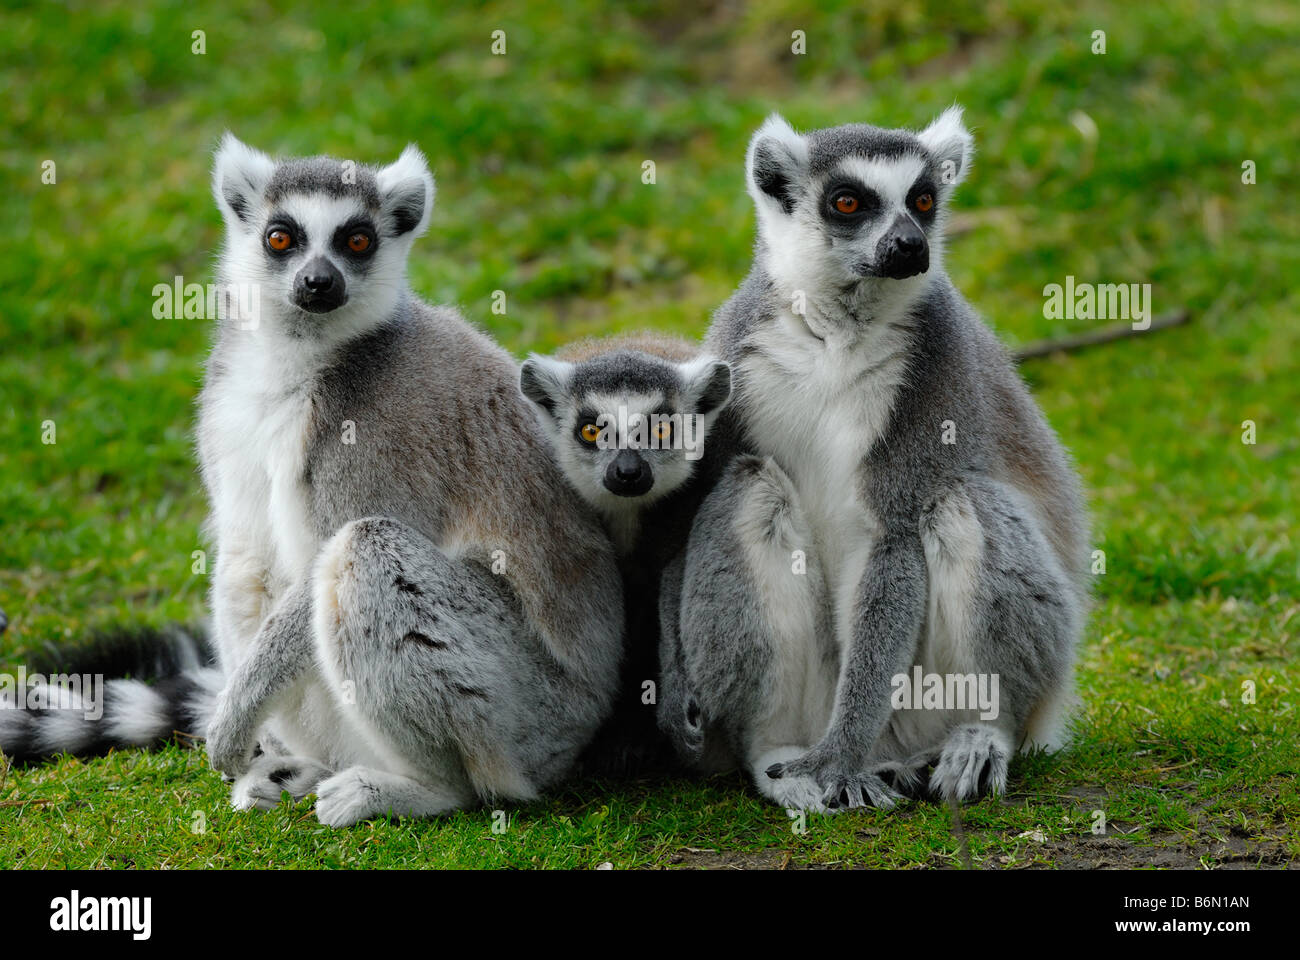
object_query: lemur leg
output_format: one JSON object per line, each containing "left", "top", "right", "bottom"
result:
{"left": 905, "top": 480, "right": 1081, "bottom": 802}
{"left": 205, "top": 579, "right": 317, "bottom": 778}
{"left": 310, "top": 516, "right": 607, "bottom": 824}
{"left": 209, "top": 544, "right": 276, "bottom": 673}
{"left": 669, "top": 456, "right": 838, "bottom": 811}
{"left": 657, "top": 552, "right": 720, "bottom": 771}
{"left": 314, "top": 767, "right": 471, "bottom": 828}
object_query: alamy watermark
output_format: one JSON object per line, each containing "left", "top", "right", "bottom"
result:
{"left": 0, "top": 667, "right": 104, "bottom": 720}
{"left": 589, "top": 406, "right": 707, "bottom": 461}
{"left": 890, "top": 666, "right": 1000, "bottom": 720}
{"left": 152, "top": 275, "right": 261, "bottom": 328}
{"left": 1043, "top": 275, "right": 1152, "bottom": 330}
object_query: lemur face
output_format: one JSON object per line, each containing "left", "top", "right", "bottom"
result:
{"left": 519, "top": 351, "right": 732, "bottom": 514}
{"left": 745, "top": 107, "right": 973, "bottom": 290}
{"left": 211, "top": 134, "right": 434, "bottom": 337}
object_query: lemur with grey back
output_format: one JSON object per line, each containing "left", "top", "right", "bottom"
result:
{"left": 519, "top": 332, "right": 733, "bottom": 775}
{"left": 662, "top": 108, "right": 1089, "bottom": 812}
{"left": 180, "top": 136, "right": 621, "bottom": 825}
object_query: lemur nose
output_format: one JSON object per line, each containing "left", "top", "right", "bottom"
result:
{"left": 615, "top": 455, "right": 642, "bottom": 480}
{"left": 894, "top": 231, "right": 923, "bottom": 253}
{"left": 303, "top": 272, "right": 334, "bottom": 291}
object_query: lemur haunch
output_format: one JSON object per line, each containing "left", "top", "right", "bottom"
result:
{"left": 664, "top": 108, "right": 1089, "bottom": 813}
{"left": 1, "top": 136, "right": 625, "bottom": 827}
{"left": 520, "top": 332, "right": 733, "bottom": 775}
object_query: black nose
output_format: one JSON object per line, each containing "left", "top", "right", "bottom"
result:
{"left": 894, "top": 231, "right": 924, "bottom": 255}
{"left": 875, "top": 215, "right": 929, "bottom": 279}
{"left": 293, "top": 256, "right": 346, "bottom": 313}
{"left": 603, "top": 451, "right": 653, "bottom": 497}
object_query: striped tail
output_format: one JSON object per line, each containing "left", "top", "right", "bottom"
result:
{"left": 0, "top": 625, "right": 223, "bottom": 762}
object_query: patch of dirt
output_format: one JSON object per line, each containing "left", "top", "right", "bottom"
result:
{"left": 663, "top": 824, "right": 1297, "bottom": 871}
{"left": 998, "top": 829, "right": 1296, "bottom": 870}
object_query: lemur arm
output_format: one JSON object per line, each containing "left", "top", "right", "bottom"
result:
{"left": 205, "top": 579, "right": 316, "bottom": 777}
{"left": 769, "top": 528, "right": 927, "bottom": 802}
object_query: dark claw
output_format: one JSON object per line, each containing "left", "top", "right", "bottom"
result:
{"left": 766, "top": 763, "right": 785, "bottom": 779}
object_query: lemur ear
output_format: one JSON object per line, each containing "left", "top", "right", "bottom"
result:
{"left": 917, "top": 106, "right": 974, "bottom": 192}
{"left": 519, "top": 356, "right": 573, "bottom": 418}
{"left": 681, "top": 357, "right": 732, "bottom": 416}
{"left": 212, "top": 132, "right": 275, "bottom": 226}
{"left": 376, "top": 144, "right": 435, "bottom": 238}
{"left": 745, "top": 114, "right": 809, "bottom": 215}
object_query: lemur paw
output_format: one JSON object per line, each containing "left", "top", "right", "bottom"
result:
{"left": 679, "top": 697, "right": 706, "bottom": 757}
{"left": 821, "top": 773, "right": 904, "bottom": 811}
{"left": 766, "top": 749, "right": 905, "bottom": 811}
{"left": 230, "top": 755, "right": 333, "bottom": 811}
{"left": 929, "top": 725, "right": 1010, "bottom": 802}
{"left": 315, "top": 769, "right": 385, "bottom": 828}
{"left": 205, "top": 692, "right": 259, "bottom": 778}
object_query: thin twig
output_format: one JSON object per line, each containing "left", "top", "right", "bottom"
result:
{"left": 947, "top": 792, "right": 973, "bottom": 870}
{"left": 1014, "top": 309, "right": 1190, "bottom": 361}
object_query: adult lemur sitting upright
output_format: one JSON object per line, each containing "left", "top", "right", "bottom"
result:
{"left": 663, "top": 108, "right": 1089, "bottom": 813}
{"left": 0, "top": 136, "right": 625, "bottom": 827}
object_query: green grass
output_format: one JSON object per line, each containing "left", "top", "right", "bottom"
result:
{"left": 1, "top": 0, "right": 1297, "bottom": 868}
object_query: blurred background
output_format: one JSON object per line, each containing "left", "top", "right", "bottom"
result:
{"left": 0, "top": 0, "right": 1296, "bottom": 867}
{"left": 4, "top": 0, "right": 1298, "bottom": 685}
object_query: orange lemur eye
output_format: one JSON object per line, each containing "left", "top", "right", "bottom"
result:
{"left": 267, "top": 229, "right": 293, "bottom": 252}
{"left": 834, "top": 195, "right": 859, "bottom": 214}
{"left": 914, "top": 193, "right": 934, "bottom": 213}
{"left": 348, "top": 233, "right": 371, "bottom": 252}
{"left": 653, "top": 419, "right": 672, "bottom": 442}
{"left": 579, "top": 422, "right": 602, "bottom": 444}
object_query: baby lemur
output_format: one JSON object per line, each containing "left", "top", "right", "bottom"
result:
{"left": 519, "top": 332, "right": 732, "bottom": 775}
{"left": 662, "top": 108, "right": 1090, "bottom": 812}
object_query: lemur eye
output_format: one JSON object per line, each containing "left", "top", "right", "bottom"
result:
{"left": 266, "top": 229, "right": 293, "bottom": 252}
{"left": 579, "top": 422, "right": 602, "bottom": 444}
{"left": 348, "top": 233, "right": 371, "bottom": 253}
{"left": 652, "top": 420, "right": 672, "bottom": 443}
{"left": 915, "top": 193, "right": 934, "bottom": 213}
{"left": 834, "top": 194, "right": 860, "bottom": 214}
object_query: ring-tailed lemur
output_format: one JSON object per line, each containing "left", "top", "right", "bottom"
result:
{"left": 519, "top": 332, "right": 733, "bottom": 775}
{"left": 2, "top": 136, "right": 625, "bottom": 827}
{"left": 663, "top": 108, "right": 1089, "bottom": 812}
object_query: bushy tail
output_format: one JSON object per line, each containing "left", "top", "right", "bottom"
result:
{"left": 0, "top": 625, "right": 223, "bottom": 762}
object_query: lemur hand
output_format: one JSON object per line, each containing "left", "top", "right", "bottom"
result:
{"left": 765, "top": 744, "right": 906, "bottom": 811}
{"left": 205, "top": 686, "right": 260, "bottom": 778}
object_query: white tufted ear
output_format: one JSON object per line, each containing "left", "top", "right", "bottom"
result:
{"left": 519, "top": 355, "right": 574, "bottom": 419}
{"left": 212, "top": 132, "right": 275, "bottom": 226}
{"left": 376, "top": 144, "right": 435, "bottom": 238}
{"left": 679, "top": 356, "right": 732, "bottom": 416}
{"left": 917, "top": 106, "right": 974, "bottom": 193}
{"left": 745, "top": 113, "right": 810, "bottom": 215}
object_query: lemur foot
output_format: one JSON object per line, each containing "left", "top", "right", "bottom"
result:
{"left": 755, "top": 747, "right": 834, "bottom": 814}
{"left": 314, "top": 767, "right": 471, "bottom": 828}
{"left": 929, "top": 724, "right": 1010, "bottom": 801}
{"left": 765, "top": 745, "right": 907, "bottom": 811}
{"left": 230, "top": 754, "right": 333, "bottom": 811}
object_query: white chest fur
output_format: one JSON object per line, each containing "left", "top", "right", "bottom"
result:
{"left": 204, "top": 336, "right": 323, "bottom": 624}
{"left": 736, "top": 307, "right": 913, "bottom": 644}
